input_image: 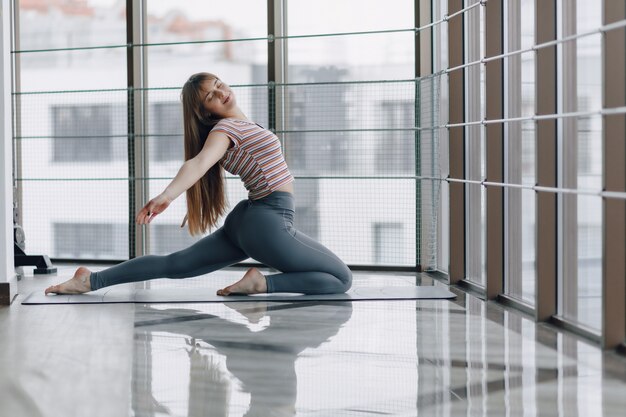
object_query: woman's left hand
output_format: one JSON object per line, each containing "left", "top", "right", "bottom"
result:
{"left": 136, "top": 193, "right": 173, "bottom": 225}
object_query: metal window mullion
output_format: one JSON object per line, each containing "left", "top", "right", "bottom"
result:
{"left": 267, "top": 0, "right": 277, "bottom": 132}
{"left": 138, "top": 2, "right": 149, "bottom": 258}
{"left": 601, "top": 0, "right": 626, "bottom": 349}
{"left": 485, "top": 0, "right": 504, "bottom": 299}
{"left": 127, "top": 0, "right": 147, "bottom": 259}
{"left": 535, "top": 0, "right": 558, "bottom": 321}
{"left": 448, "top": 0, "right": 465, "bottom": 284}
{"left": 273, "top": 1, "right": 288, "bottom": 163}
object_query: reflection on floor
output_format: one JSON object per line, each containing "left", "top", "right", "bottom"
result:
{"left": 1, "top": 263, "right": 626, "bottom": 416}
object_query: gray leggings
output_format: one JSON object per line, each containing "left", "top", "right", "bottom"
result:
{"left": 90, "top": 191, "right": 352, "bottom": 294}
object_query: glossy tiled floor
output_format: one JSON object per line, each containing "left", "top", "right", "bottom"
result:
{"left": 2, "top": 263, "right": 626, "bottom": 416}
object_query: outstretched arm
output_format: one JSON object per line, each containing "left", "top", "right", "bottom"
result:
{"left": 136, "top": 131, "right": 231, "bottom": 225}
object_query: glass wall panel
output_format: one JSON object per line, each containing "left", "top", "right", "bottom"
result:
{"left": 558, "top": 1, "right": 602, "bottom": 331}
{"left": 285, "top": 1, "right": 417, "bottom": 267}
{"left": 464, "top": 0, "right": 486, "bottom": 286}
{"left": 504, "top": 0, "right": 535, "bottom": 304}
{"left": 15, "top": 1, "right": 128, "bottom": 259}
{"left": 574, "top": 23, "right": 602, "bottom": 329}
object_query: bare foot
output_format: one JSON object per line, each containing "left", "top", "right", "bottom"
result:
{"left": 216, "top": 267, "right": 267, "bottom": 296}
{"left": 44, "top": 266, "right": 92, "bottom": 295}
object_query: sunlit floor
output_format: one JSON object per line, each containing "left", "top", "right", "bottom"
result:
{"left": 2, "top": 263, "right": 626, "bottom": 417}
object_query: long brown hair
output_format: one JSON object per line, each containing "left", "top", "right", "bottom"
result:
{"left": 180, "top": 72, "right": 228, "bottom": 236}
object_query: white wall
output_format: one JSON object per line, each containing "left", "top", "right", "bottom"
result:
{"left": 1, "top": 0, "right": 17, "bottom": 303}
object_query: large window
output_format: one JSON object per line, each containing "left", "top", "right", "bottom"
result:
{"left": 558, "top": 0, "right": 603, "bottom": 331}
{"left": 16, "top": 0, "right": 128, "bottom": 260}
{"left": 464, "top": 0, "right": 486, "bottom": 286}
{"left": 15, "top": 0, "right": 427, "bottom": 270}
{"left": 151, "top": 224, "right": 200, "bottom": 256}
{"left": 504, "top": 0, "right": 536, "bottom": 305}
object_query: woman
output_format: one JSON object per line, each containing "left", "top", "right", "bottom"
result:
{"left": 45, "top": 72, "right": 352, "bottom": 296}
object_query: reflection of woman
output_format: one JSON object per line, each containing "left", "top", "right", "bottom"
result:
{"left": 186, "top": 346, "right": 230, "bottom": 417}
{"left": 134, "top": 302, "right": 353, "bottom": 417}
{"left": 46, "top": 72, "right": 352, "bottom": 297}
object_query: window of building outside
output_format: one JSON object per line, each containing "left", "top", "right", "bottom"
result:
{"left": 377, "top": 101, "right": 414, "bottom": 174}
{"left": 54, "top": 223, "right": 126, "bottom": 259}
{"left": 52, "top": 104, "right": 112, "bottom": 162}
{"left": 374, "top": 223, "right": 405, "bottom": 264}
{"left": 151, "top": 102, "right": 184, "bottom": 163}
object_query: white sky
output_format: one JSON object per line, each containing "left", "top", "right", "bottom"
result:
{"left": 89, "top": 0, "right": 414, "bottom": 35}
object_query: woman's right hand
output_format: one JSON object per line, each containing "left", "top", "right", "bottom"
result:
{"left": 136, "top": 193, "right": 172, "bottom": 225}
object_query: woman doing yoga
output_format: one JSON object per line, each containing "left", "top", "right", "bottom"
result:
{"left": 45, "top": 72, "right": 352, "bottom": 296}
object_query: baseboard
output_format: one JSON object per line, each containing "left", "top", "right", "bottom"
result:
{"left": 0, "top": 275, "right": 18, "bottom": 305}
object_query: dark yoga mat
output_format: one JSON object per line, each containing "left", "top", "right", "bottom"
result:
{"left": 21, "top": 285, "right": 456, "bottom": 305}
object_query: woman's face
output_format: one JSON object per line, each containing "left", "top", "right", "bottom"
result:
{"left": 200, "top": 78, "right": 236, "bottom": 117}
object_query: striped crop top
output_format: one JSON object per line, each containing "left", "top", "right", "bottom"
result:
{"left": 211, "top": 118, "right": 294, "bottom": 200}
